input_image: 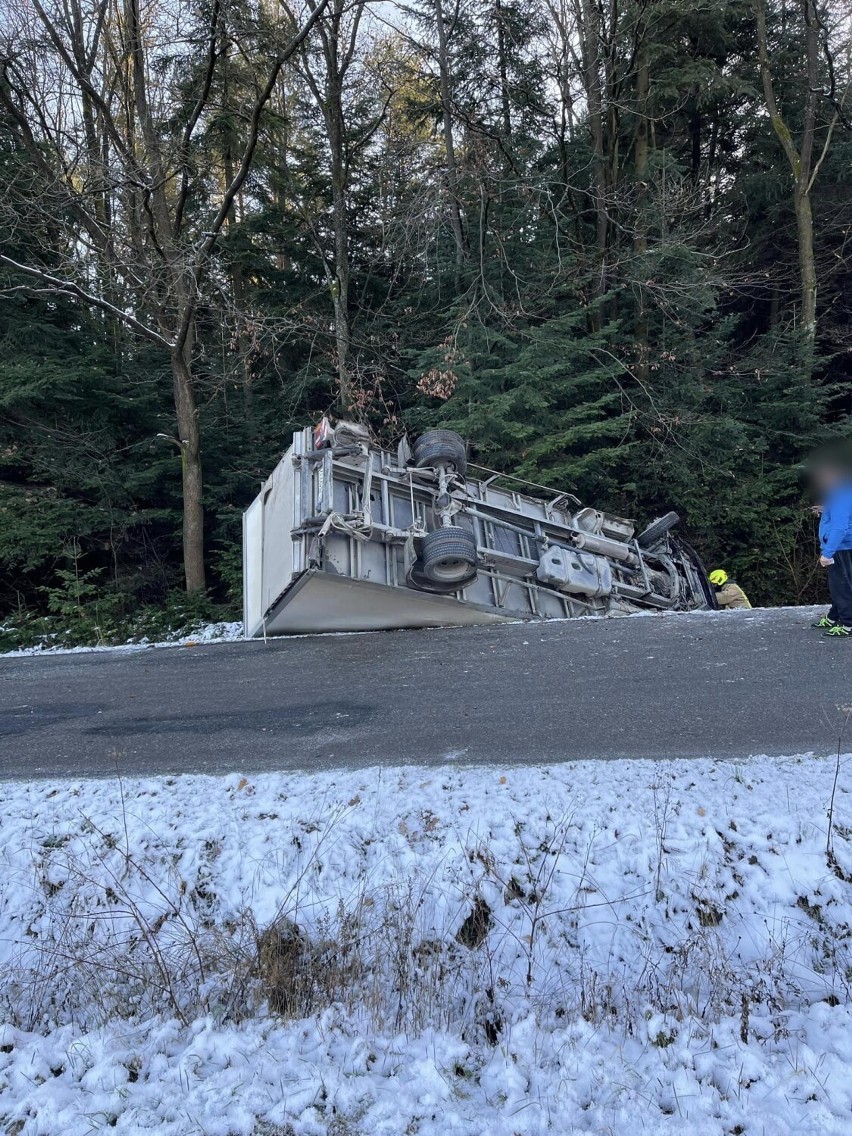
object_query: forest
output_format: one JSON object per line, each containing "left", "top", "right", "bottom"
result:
{"left": 0, "top": 0, "right": 850, "bottom": 644}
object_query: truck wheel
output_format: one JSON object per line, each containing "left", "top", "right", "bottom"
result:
{"left": 407, "top": 560, "right": 467, "bottom": 594}
{"left": 637, "top": 511, "right": 680, "bottom": 549}
{"left": 421, "top": 526, "right": 478, "bottom": 584}
{"left": 413, "top": 429, "right": 468, "bottom": 476}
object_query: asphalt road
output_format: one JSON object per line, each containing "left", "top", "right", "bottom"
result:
{"left": 0, "top": 607, "right": 849, "bottom": 780}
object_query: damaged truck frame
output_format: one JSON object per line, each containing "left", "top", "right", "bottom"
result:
{"left": 243, "top": 421, "right": 715, "bottom": 637}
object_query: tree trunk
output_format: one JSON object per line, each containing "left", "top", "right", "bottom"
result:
{"left": 755, "top": 0, "right": 828, "bottom": 359}
{"left": 579, "top": 0, "right": 607, "bottom": 292}
{"left": 171, "top": 343, "right": 206, "bottom": 593}
{"left": 793, "top": 182, "right": 817, "bottom": 340}
{"left": 634, "top": 35, "right": 650, "bottom": 386}
{"left": 299, "top": 0, "right": 362, "bottom": 411}
{"left": 689, "top": 108, "right": 701, "bottom": 184}
{"left": 434, "top": 0, "right": 466, "bottom": 279}
{"left": 495, "top": 0, "right": 512, "bottom": 145}
{"left": 327, "top": 76, "right": 353, "bottom": 411}
{"left": 220, "top": 32, "right": 254, "bottom": 419}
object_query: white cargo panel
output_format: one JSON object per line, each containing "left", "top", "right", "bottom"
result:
{"left": 244, "top": 442, "right": 307, "bottom": 638}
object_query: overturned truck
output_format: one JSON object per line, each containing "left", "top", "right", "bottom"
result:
{"left": 243, "top": 421, "right": 714, "bottom": 637}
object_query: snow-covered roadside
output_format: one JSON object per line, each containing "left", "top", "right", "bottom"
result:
{"left": 1, "top": 755, "right": 851, "bottom": 1135}
{"left": 0, "top": 619, "right": 244, "bottom": 657}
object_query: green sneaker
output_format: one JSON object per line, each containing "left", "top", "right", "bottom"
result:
{"left": 812, "top": 614, "right": 836, "bottom": 629}
{"left": 823, "top": 624, "right": 851, "bottom": 638}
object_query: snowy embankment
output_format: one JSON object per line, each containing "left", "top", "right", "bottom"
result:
{"left": 1, "top": 756, "right": 851, "bottom": 1135}
{"left": 1, "top": 619, "right": 244, "bottom": 657}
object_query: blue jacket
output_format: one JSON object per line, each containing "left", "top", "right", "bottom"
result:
{"left": 820, "top": 483, "right": 852, "bottom": 559}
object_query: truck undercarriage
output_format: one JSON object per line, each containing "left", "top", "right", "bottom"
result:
{"left": 243, "top": 422, "right": 714, "bottom": 637}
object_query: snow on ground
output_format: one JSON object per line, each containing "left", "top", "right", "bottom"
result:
{"left": 1, "top": 619, "right": 244, "bottom": 657}
{"left": 1, "top": 755, "right": 851, "bottom": 1135}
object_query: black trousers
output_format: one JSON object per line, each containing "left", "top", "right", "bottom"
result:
{"left": 828, "top": 548, "right": 852, "bottom": 626}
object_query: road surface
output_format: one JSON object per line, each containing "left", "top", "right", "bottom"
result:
{"left": 0, "top": 607, "right": 849, "bottom": 780}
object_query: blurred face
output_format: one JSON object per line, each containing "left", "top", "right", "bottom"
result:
{"left": 812, "top": 463, "right": 845, "bottom": 497}
{"left": 809, "top": 442, "right": 852, "bottom": 498}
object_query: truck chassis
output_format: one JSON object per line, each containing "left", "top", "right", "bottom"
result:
{"left": 243, "top": 422, "right": 713, "bottom": 637}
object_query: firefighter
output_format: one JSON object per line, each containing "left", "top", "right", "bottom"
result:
{"left": 709, "top": 569, "right": 752, "bottom": 610}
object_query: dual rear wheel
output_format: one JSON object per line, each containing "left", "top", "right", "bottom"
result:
{"left": 420, "top": 526, "right": 478, "bottom": 586}
{"left": 409, "top": 430, "right": 478, "bottom": 590}
{"left": 413, "top": 429, "right": 468, "bottom": 477}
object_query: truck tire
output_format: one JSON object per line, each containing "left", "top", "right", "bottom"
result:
{"left": 413, "top": 429, "right": 467, "bottom": 476}
{"left": 421, "top": 526, "right": 478, "bottom": 584}
{"left": 637, "top": 511, "right": 680, "bottom": 549}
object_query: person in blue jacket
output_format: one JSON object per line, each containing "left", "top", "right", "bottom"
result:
{"left": 812, "top": 454, "right": 852, "bottom": 637}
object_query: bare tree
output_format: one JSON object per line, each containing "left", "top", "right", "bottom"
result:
{"left": 755, "top": 0, "right": 843, "bottom": 352}
{"left": 296, "top": 0, "right": 370, "bottom": 411}
{"left": 576, "top": 0, "right": 608, "bottom": 284}
{"left": 562, "top": 0, "right": 624, "bottom": 311}
{"left": 432, "top": 0, "right": 467, "bottom": 280}
{"left": 0, "top": 0, "right": 328, "bottom": 590}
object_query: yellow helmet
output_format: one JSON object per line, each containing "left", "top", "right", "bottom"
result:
{"left": 709, "top": 569, "right": 728, "bottom": 586}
